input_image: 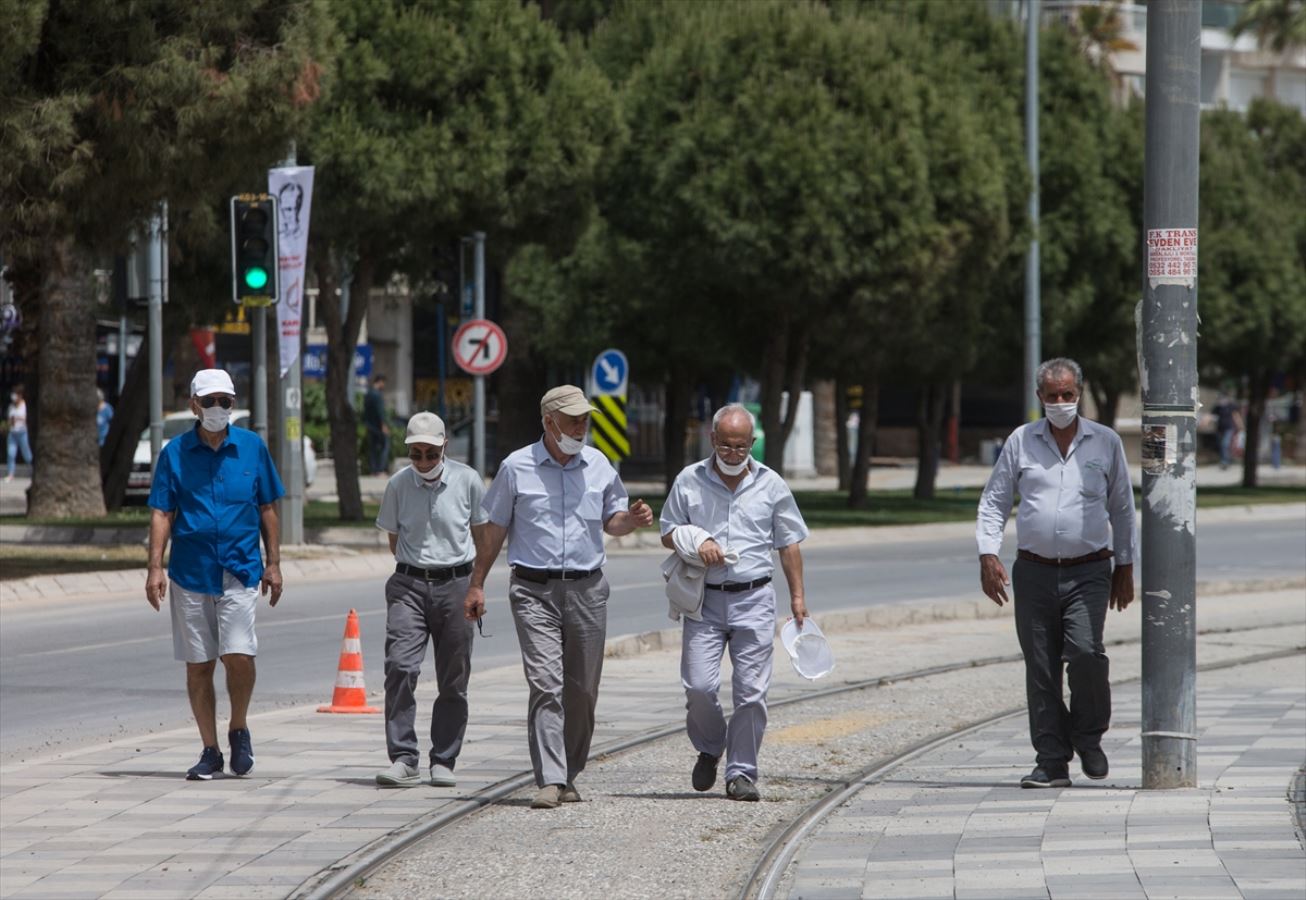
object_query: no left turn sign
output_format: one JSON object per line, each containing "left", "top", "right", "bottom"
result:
{"left": 452, "top": 319, "right": 508, "bottom": 375}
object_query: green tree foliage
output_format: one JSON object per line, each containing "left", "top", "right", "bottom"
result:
{"left": 1199, "top": 100, "right": 1306, "bottom": 487}
{"left": 0, "top": 0, "right": 331, "bottom": 517}
{"left": 1231, "top": 0, "right": 1306, "bottom": 52}
{"left": 300, "top": 0, "right": 620, "bottom": 517}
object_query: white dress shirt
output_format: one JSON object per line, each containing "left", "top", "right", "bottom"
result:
{"left": 976, "top": 417, "right": 1136, "bottom": 564}
{"left": 481, "top": 438, "right": 628, "bottom": 571}
{"left": 659, "top": 456, "right": 809, "bottom": 583}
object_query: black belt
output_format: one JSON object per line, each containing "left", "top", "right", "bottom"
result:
{"left": 1017, "top": 549, "right": 1112, "bottom": 568}
{"left": 396, "top": 561, "right": 473, "bottom": 582}
{"left": 704, "top": 576, "right": 772, "bottom": 593}
{"left": 512, "top": 566, "right": 602, "bottom": 584}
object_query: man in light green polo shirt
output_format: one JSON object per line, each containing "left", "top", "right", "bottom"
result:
{"left": 374, "top": 412, "right": 488, "bottom": 787}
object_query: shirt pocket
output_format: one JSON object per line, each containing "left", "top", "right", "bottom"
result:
{"left": 577, "top": 488, "right": 604, "bottom": 522}
{"left": 1079, "top": 462, "right": 1109, "bottom": 500}
{"left": 517, "top": 487, "right": 554, "bottom": 522}
{"left": 223, "top": 468, "right": 257, "bottom": 504}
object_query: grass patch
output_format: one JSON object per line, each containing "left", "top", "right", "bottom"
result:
{"left": 1, "top": 544, "right": 150, "bottom": 581}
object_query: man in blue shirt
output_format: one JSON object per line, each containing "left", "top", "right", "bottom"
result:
{"left": 464, "top": 385, "right": 654, "bottom": 809}
{"left": 976, "top": 357, "right": 1136, "bottom": 789}
{"left": 145, "top": 369, "right": 285, "bottom": 781}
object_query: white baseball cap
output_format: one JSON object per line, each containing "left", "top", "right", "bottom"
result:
{"left": 405, "top": 411, "right": 447, "bottom": 447}
{"left": 781, "top": 618, "right": 836, "bottom": 681}
{"left": 191, "top": 368, "right": 235, "bottom": 398}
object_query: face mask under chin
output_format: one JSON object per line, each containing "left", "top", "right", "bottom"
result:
{"left": 546, "top": 418, "right": 586, "bottom": 455}
{"left": 416, "top": 462, "right": 444, "bottom": 481}
{"left": 716, "top": 454, "right": 749, "bottom": 476}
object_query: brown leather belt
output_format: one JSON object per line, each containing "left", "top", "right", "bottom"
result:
{"left": 1017, "top": 548, "right": 1113, "bottom": 568}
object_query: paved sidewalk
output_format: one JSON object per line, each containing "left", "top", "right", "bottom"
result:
{"left": 0, "top": 589, "right": 1301, "bottom": 899}
{"left": 780, "top": 660, "right": 1306, "bottom": 900}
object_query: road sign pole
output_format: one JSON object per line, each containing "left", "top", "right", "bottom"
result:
{"left": 1023, "top": 0, "right": 1041, "bottom": 423}
{"left": 1141, "top": 0, "right": 1200, "bottom": 791}
{"left": 473, "top": 231, "right": 486, "bottom": 475}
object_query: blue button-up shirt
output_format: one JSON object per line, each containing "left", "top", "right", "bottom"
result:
{"left": 976, "top": 417, "right": 1136, "bottom": 564}
{"left": 148, "top": 424, "right": 284, "bottom": 595}
{"left": 660, "top": 457, "right": 809, "bottom": 583}
{"left": 482, "top": 439, "right": 629, "bottom": 570}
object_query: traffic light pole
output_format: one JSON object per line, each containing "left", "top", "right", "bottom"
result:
{"left": 1140, "top": 0, "right": 1200, "bottom": 790}
{"left": 1023, "top": 0, "right": 1041, "bottom": 423}
{"left": 147, "top": 207, "right": 165, "bottom": 468}
{"left": 473, "top": 231, "right": 486, "bottom": 476}
{"left": 252, "top": 308, "right": 268, "bottom": 442}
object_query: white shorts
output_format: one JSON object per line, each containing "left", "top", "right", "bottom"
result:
{"left": 170, "top": 570, "right": 259, "bottom": 663}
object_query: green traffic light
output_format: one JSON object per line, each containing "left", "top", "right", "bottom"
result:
{"left": 243, "top": 267, "right": 269, "bottom": 290}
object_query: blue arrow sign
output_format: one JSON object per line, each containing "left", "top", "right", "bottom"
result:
{"left": 591, "top": 348, "right": 629, "bottom": 397}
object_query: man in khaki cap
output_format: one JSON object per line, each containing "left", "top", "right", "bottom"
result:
{"left": 466, "top": 385, "right": 653, "bottom": 809}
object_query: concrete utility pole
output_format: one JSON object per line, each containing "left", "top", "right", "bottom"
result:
{"left": 1024, "top": 0, "right": 1042, "bottom": 422}
{"left": 147, "top": 205, "right": 166, "bottom": 470}
{"left": 1140, "top": 0, "right": 1200, "bottom": 790}
{"left": 472, "top": 231, "right": 487, "bottom": 475}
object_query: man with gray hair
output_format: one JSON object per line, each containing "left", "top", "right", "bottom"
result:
{"left": 464, "top": 385, "right": 654, "bottom": 809}
{"left": 976, "top": 357, "right": 1136, "bottom": 788}
{"left": 660, "top": 403, "right": 810, "bottom": 801}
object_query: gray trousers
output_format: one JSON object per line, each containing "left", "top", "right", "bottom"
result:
{"left": 509, "top": 572, "right": 608, "bottom": 787}
{"left": 681, "top": 583, "right": 775, "bottom": 784}
{"left": 383, "top": 572, "right": 474, "bottom": 769}
{"left": 1012, "top": 558, "right": 1112, "bottom": 768}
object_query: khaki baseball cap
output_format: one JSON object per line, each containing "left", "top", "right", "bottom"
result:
{"left": 191, "top": 368, "right": 235, "bottom": 397}
{"left": 404, "top": 411, "right": 447, "bottom": 447}
{"left": 540, "top": 385, "right": 595, "bottom": 417}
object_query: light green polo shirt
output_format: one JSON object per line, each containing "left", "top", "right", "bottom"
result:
{"left": 376, "top": 458, "right": 488, "bottom": 567}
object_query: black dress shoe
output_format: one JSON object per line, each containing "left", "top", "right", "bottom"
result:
{"left": 1077, "top": 746, "right": 1109, "bottom": 780}
{"left": 1020, "top": 765, "right": 1072, "bottom": 788}
{"left": 692, "top": 752, "right": 720, "bottom": 792}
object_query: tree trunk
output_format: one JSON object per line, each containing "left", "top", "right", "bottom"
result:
{"left": 317, "top": 250, "right": 373, "bottom": 520}
{"left": 812, "top": 379, "right": 838, "bottom": 477}
{"left": 847, "top": 368, "right": 880, "bottom": 509}
{"left": 28, "top": 239, "right": 106, "bottom": 518}
{"left": 1241, "top": 374, "right": 1268, "bottom": 489}
{"left": 834, "top": 377, "right": 850, "bottom": 491}
{"left": 495, "top": 283, "right": 549, "bottom": 469}
{"left": 663, "top": 369, "right": 690, "bottom": 491}
{"left": 1089, "top": 381, "right": 1121, "bottom": 430}
{"left": 759, "top": 315, "right": 789, "bottom": 473}
{"left": 913, "top": 381, "right": 946, "bottom": 501}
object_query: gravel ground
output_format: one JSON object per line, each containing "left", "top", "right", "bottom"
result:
{"left": 350, "top": 618, "right": 1302, "bottom": 900}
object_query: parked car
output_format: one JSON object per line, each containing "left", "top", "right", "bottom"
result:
{"left": 125, "top": 410, "right": 316, "bottom": 502}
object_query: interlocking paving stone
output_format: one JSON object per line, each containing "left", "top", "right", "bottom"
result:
{"left": 780, "top": 665, "right": 1306, "bottom": 900}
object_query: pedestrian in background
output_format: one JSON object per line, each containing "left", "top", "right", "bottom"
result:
{"left": 5, "top": 383, "right": 31, "bottom": 482}
{"left": 660, "top": 404, "right": 810, "bottom": 802}
{"left": 374, "top": 412, "right": 488, "bottom": 788}
{"left": 1212, "top": 391, "right": 1243, "bottom": 470}
{"left": 145, "top": 368, "right": 284, "bottom": 781}
{"left": 976, "top": 357, "right": 1135, "bottom": 789}
{"left": 96, "top": 388, "right": 114, "bottom": 447}
{"left": 363, "top": 373, "right": 390, "bottom": 476}
{"left": 464, "top": 385, "right": 654, "bottom": 809}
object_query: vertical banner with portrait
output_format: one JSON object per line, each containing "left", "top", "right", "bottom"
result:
{"left": 268, "top": 167, "right": 315, "bottom": 376}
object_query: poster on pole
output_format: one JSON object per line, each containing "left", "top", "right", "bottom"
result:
{"left": 268, "top": 166, "right": 315, "bottom": 376}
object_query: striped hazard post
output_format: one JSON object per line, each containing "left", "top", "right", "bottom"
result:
{"left": 591, "top": 394, "right": 631, "bottom": 463}
{"left": 590, "top": 348, "right": 631, "bottom": 464}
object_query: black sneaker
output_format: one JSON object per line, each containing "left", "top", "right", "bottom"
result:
{"left": 692, "top": 752, "right": 720, "bottom": 792}
{"left": 726, "top": 775, "right": 760, "bottom": 802}
{"left": 1077, "top": 746, "right": 1108, "bottom": 780}
{"left": 1020, "top": 765, "right": 1071, "bottom": 788}
{"left": 228, "top": 728, "right": 254, "bottom": 776}
{"left": 186, "top": 746, "right": 225, "bottom": 780}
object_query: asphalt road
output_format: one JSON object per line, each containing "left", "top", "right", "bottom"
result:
{"left": 2, "top": 514, "right": 1302, "bottom": 765}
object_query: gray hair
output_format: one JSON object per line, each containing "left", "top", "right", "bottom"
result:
{"left": 711, "top": 403, "right": 756, "bottom": 434}
{"left": 1036, "top": 357, "right": 1083, "bottom": 392}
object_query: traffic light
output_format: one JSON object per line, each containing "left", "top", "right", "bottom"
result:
{"left": 230, "top": 194, "right": 279, "bottom": 305}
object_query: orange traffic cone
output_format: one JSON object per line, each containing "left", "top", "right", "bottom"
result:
{"left": 317, "top": 609, "right": 380, "bottom": 714}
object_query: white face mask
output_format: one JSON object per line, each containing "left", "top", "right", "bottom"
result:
{"left": 716, "top": 454, "right": 749, "bottom": 477}
{"left": 1044, "top": 401, "right": 1079, "bottom": 429}
{"left": 200, "top": 406, "right": 231, "bottom": 432}
{"left": 545, "top": 417, "right": 586, "bottom": 456}
{"left": 416, "top": 462, "right": 444, "bottom": 482}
